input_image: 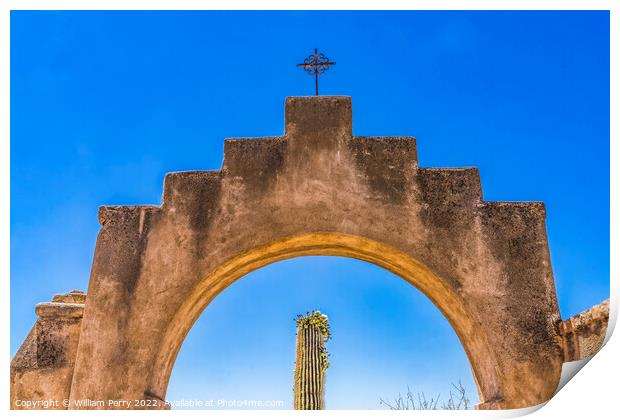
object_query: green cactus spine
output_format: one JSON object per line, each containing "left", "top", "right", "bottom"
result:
{"left": 293, "top": 310, "right": 331, "bottom": 410}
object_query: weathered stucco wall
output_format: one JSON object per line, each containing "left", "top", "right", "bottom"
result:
{"left": 559, "top": 300, "right": 609, "bottom": 361}
{"left": 10, "top": 96, "right": 611, "bottom": 410}
{"left": 10, "top": 291, "right": 85, "bottom": 409}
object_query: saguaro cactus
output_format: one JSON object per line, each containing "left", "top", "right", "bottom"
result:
{"left": 293, "top": 310, "right": 331, "bottom": 410}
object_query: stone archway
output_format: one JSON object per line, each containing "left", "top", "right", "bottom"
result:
{"left": 11, "top": 96, "right": 608, "bottom": 410}
{"left": 149, "top": 233, "right": 504, "bottom": 409}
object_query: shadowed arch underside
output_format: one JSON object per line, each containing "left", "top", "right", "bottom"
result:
{"left": 54, "top": 96, "right": 565, "bottom": 409}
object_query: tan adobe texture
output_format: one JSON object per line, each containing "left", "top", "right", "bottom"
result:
{"left": 11, "top": 97, "right": 610, "bottom": 410}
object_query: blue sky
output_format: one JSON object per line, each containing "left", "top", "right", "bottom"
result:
{"left": 10, "top": 11, "right": 609, "bottom": 409}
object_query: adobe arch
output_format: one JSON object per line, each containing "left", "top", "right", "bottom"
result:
{"left": 13, "top": 96, "right": 583, "bottom": 409}
{"left": 148, "top": 233, "right": 505, "bottom": 409}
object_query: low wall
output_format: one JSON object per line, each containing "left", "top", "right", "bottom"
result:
{"left": 558, "top": 299, "right": 610, "bottom": 362}
{"left": 10, "top": 291, "right": 86, "bottom": 410}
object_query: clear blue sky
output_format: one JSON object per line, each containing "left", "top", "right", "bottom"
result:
{"left": 11, "top": 11, "right": 609, "bottom": 409}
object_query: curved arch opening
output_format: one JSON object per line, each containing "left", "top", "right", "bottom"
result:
{"left": 148, "top": 233, "right": 503, "bottom": 407}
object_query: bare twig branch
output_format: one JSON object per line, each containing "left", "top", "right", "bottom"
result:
{"left": 380, "top": 381, "right": 470, "bottom": 410}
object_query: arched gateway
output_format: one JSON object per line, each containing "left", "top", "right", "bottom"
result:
{"left": 11, "top": 97, "right": 609, "bottom": 410}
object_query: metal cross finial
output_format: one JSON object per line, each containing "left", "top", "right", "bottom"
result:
{"left": 296, "top": 48, "right": 336, "bottom": 96}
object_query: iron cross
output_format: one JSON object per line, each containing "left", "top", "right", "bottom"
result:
{"left": 296, "top": 48, "right": 336, "bottom": 96}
